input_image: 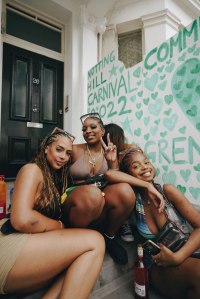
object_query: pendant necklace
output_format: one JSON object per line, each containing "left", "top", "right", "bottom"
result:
{"left": 87, "top": 144, "right": 103, "bottom": 168}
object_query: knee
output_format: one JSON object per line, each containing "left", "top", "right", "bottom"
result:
{"left": 87, "top": 230, "right": 105, "bottom": 256}
{"left": 112, "top": 183, "right": 136, "bottom": 208}
{"left": 75, "top": 186, "right": 105, "bottom": 213}
{"left": 93, "top": 231, "right": 106, "bottom": 255}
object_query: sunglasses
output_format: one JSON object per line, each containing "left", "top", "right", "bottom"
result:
{"left": 51, "top": 127, "right": 75, "bottom": 142}
{"left": 80, "top": 112, "right": 103, "bottom": 124}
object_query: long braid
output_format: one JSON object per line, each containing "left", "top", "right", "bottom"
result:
{"left": 33, "top": 130, "right": 71, "bottom": 211}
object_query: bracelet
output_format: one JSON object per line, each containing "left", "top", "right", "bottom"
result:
{"left": 58, "top": 220, "right": 63, "bottom": 229}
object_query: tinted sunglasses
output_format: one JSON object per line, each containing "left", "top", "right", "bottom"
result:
{"left": 51, "top": 127, "right": 75, "bottom": 142}
{"left": 80, "top": 112, "right": 102, "bottom": 124}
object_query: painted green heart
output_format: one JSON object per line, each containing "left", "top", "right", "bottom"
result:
{"left": 189, "top": 187, "right": 200, "bottom": 200}
{"left": 144, "top": 133, "right": 150, "bottom": 141}
{"left": 143, "top": 98, "right": 149, "bottom": 105}
{"left": 148, "top": 99, "right": 163, "bottom": 116}
{"left": 163, "top": 114, "right": 178, "bottom": 131}
{"left": 160, "top": 74, "right": 166, "bottom": 80}
{"left": 179, "top": 126, "right": 186, "bottom": 134}
{"left": 165, "top": 63, "right": 175, "bottom": 73}
{"left": 154, "top": 119, "right": 160, "bottom": 125}
{"left": 135, "top": 110, "right": 143, "bottom": 120}
{"left": 130, "top": 95, "right": 136, "bottom": 102}
{"left": 180, "top": 169, "right": 191, "bottom": 182}
{"left": 171, "top": 58, "right": 200, "bottom": 132}
{"left": 177, "top": 185, "right": 186, "bottom": 194}
{"left": 134, "top": 128, "right": 141, "bottom": 136}
{"left": 144, "top": 73, "right": 159, "bottom": 91}
{"left": 157, "top": 65, "right": 164, "bottom": 73}
{"left": 162, "top": 165, "right": 168, "bottom": 172}
{"left": 144, "top": 117, "right": 150, "bottom": 126}
{"left": 164, "top": 95, "right": 173, "bottom": 105}
{"left": 150, "top": 126, "right": 158, "bottom": 136}
{"left": 151, "top": 92, "right": 158, "bottom": 99}
{"left": 160, "top": 131, "right": 167, "bottom": 138}
{"left": 162, "top": 171, "right": 177, "bottom": 185}
{"left": 194, "top": 164, "right": 200, "bottom": 171}
{"left": 158, "top": 80, "right": 167, "bottom": 91}
{"left": 133, "top": 66, "right": 141, "bottom": 78}
{"left": 136, "top": 103, "right": 142, "bottom": 109}
{"left": 164, "top": 108, "right": 172, "bottom": 116}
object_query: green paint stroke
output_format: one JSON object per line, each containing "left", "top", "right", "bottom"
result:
{"left": 171, "top": 58, "right": 200, "bottom": 132}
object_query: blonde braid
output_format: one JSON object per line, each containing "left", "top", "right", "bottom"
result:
{"left": 33, "top": 130, "right": 70, "bottom": 211}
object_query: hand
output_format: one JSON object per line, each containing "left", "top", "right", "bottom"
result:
{"left": 146, "top": 184, "right": 165, "bottom": 213}
{"left": 101, "top": 133, "right": 117, "bottom": 163}
{"left": 152, "top": 244, "right": 180, "bottom": 267}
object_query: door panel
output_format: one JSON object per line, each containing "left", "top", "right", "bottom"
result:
{"left": 0, "top": 43, "right": 64, "bottom": 179}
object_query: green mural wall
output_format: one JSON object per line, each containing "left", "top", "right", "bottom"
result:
{"left": 87, "top": 17, "right": 200, "bottom": 205}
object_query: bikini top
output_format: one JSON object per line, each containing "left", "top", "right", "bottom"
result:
{"left": 69, "top": 152, "right": 108, "bottom": 183}
{"left": 135, "top": 192, "right": 156, "bottom": 240}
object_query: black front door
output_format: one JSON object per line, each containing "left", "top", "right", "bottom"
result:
{"left": 0, "top": 43, "right": 64, "bottom": 179}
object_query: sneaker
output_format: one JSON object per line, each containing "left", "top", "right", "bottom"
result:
{"left": 104, "top": 234, "right": 128, "bottom": 265}
{"left": 120, "top": 220, "right": 134, "bottom": 242}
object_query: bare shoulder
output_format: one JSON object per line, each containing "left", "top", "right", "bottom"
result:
{"left": 72, "top": 143, "right": 86, "bottom": 161}
{"left": 163, "top": 184, "right": 186, "bottom": 204}
{"left": 163, "top": 184, "right": 200, "bottom": 226}
{"left": 17, "top": 163, "right": 43, "bottom": 183}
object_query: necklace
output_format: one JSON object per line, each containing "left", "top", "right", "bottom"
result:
{"left": 87, "top": 144, "right": 103, "bottom": 168}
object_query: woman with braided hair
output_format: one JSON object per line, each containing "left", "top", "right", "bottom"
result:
{"left": 0, "top": 128, "right": 105, "bottom": 299}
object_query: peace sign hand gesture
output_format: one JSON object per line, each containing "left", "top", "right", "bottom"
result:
{"left": 101, "top": 133, "right": 117, "bottom": 163}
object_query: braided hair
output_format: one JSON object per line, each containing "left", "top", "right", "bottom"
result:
{"left": 33, "top": 129, "right": 71, "bottom": 211}
{"left": 120, "top": 147, "right": 144, "bottom": 174}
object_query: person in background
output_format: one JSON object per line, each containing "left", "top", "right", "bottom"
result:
{"left": 106, "top": 147, "right": 200, "bottom": 299}
{"left": 0, "top": 128, "right": 105, "bottom": 299}
{"left": 103, "top": 123, "right": 136, "bottom": 242}
{"left": 62, "top": 113, "right": 164, "bottom": 265}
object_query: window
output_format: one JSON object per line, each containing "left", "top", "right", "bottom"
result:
{"left": 118, "top": 29, "right": 142, "bottom": 68}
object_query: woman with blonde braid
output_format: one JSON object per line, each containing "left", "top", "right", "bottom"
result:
{"left": 0, "top": 128, "right": 105, "bottom": 299}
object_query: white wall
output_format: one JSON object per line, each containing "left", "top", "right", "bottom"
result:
{"left": 101, "top": 0, "right": 200, "bottom": 58}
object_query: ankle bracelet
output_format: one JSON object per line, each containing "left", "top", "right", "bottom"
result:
{"left": 104, "top": 233, "right": 115, "bottom": 239}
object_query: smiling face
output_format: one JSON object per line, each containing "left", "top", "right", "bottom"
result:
{"left": 82, "top": 117, "right": 105, "bottom": 144}
{"left": 45, "top": 135, "right": 73, "bottom": 170}
{"left": 127, "top": 151, "right": 156, "bottom": 182}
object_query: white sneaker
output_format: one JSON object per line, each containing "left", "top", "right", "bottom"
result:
{"left": 120, "top": 220, "right": 134, "bottom": 242}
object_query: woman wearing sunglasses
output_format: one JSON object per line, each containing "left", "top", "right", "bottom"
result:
{"left": 62, "top": 113, "right": 164, "bottom": 265}
{"left": 0, "top": 128, "right": 105, "bottom": 299}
